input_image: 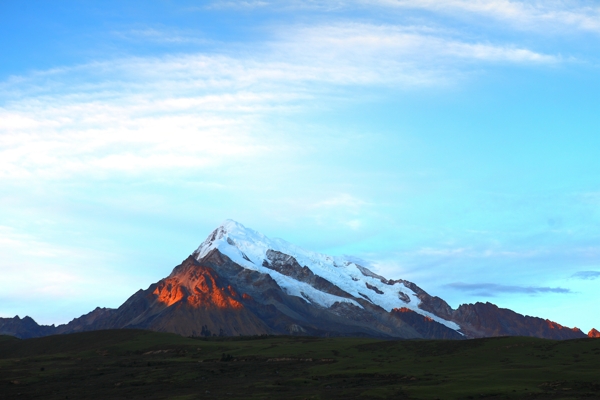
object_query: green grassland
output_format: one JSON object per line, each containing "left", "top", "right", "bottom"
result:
{"left": 0, "top": 330, "right": 599, "bottom": 399}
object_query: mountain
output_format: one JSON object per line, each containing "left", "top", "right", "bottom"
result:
{"left": 0, "top": 220, "right": 590, "bottom": 340}
{"left": 0, "top": 316, "right": 56, "bottom": 339}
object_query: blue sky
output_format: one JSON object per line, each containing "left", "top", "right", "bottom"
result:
{"left": 1, "top": 0, "right": 599, "bottom": 332}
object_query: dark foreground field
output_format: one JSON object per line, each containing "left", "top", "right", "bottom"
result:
{"left": 0, "top": 330, "right": 599, "bottom": 399}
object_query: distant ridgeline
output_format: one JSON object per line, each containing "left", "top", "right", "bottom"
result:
{"left": 2, "top": 220, "right": 596, "bottom": 340}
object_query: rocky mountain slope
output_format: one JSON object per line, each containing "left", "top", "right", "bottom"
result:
{"left": 0, "top": 316, "right": 56, "bottom": 339}
{"left": 0, "top": 220, "right": 592, "bottom": 340}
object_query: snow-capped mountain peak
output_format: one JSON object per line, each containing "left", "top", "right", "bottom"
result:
{"left": 193, "top": 219, "right": 460, "bottom": 331}
{"left": 3, "top": 219, "right": 589, "bottom": 341}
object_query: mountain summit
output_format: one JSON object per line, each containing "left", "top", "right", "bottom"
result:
{"left": 193, "top": 219, "right": 458, "bottom": 330}
{"left": 0, "top": 220, "right": 589, "bottom": 340}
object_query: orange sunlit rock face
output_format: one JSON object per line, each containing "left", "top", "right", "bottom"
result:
{"left": 545, "top": 319, "right": 571, "bottom": 330}
{"left": 153, "top": 283, "right": 186, "bottom": 307}
{"left": 152, "top": 265, "right": 243, "bottom": 310}
{"left": 544, "top": 319, "right": 575, "bottom": 331}
{"left": 392, "top": 307, "right": 412, "bottom": 313}
{"left": 589, "top": 328, "right": 600, "bottom": 338}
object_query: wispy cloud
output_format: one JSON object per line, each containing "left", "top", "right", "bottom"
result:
{"left": 0, "top": 101, "right": 271, "bottom": 179}
{"left": 204, "top": 0, "right": 270, "bottom": 10}
{"left": 203, "top": 0, "right": 347, "bottom": 11}
{"left": 372, "top": 0, "right": 600, "bottom": 33}
{"left": 111, "top": 28, "right": 209, "bottom": 45}
{"left": 273, "top": 23, "right": 560, "bottom": 82}
{"left": 0, "top": 22, "right": 561, "bottom": 181}
{"left": 446, "top": 282, "right": 572, "bottom": 296}
{"left": 0, "top": 57, "right": 288, "bottom": 179}
{"left": 206, "top": 0, "right": 600, "bottom": 33}
{"left": 414, "top": 244, "right": 600, "bottom": 263}
{"left": 571, "top": 271, "right": 600, "bottom": 280}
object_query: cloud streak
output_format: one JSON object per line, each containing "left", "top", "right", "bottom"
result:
{"left": 571, "top": 271, "right": 600, "bottom": 280}
{"left": 445, "top": 282, "right": 572, "bottom": 296}
{"left": 370, "top": 0, "right": 600, "bottom": 33}
{"left": 273, "top": 23, "right": 559, "bottom": 80}
{"left": 247, "top": 0, "right": 600, "bottom": 34}
{"left": 111, "top": 28, "right": 210, "bottom": 45}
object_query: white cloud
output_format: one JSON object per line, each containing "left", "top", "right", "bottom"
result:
{"left": 365, "top": 0, "right": 600, "bottom": 33}
{"left": 204, "top": 0, "right": 270, "bottom": 10}
{"left": 270, "top": 23, "right": 558, "bottom": 85}
{"left": 111, "top": 28, "right": 210, "bottom": 45}
{"left": 203, "top": 0, "right": 348, "bottom": 11}
{"left": 0, "top": 22, "right": 559, "bottom": 181}
{"left": 266, "top": 0, "right": 600, "bottom": 34}
{"left": 0, "top": 82, "right": 279, "bottom": 179}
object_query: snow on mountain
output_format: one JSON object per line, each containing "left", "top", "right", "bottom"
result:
{"left": 194, "top": 219, "right": 460, "bottom": 331}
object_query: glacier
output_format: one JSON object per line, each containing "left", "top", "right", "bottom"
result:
{"left": 194, "top": 219, "right": 461, "bottom": 331}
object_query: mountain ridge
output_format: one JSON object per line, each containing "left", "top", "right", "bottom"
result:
{"left": 0, "top": 220, "right": 592, "bottom": 340}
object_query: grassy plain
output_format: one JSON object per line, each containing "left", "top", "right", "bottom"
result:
{"left": 0, "top": 330, "right": 599, "bottom": 399}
